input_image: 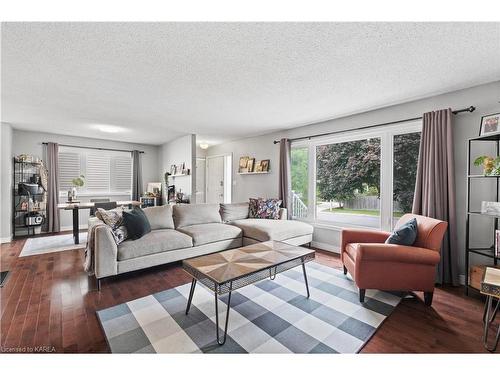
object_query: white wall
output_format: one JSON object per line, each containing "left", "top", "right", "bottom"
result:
{"left": 159, "top": 134, "right": 196, "bottom": 202}
{"left": 206, "top": 81, "right": 500, "bottom": 278}
{"left": 206, "top": 131, "right": 287, "bottom": 203}
{"left": 10, "top": 130, "right": 160, "bottom": 231}
{"left": 1, "top": 123, "right": 13, "bottom": 242}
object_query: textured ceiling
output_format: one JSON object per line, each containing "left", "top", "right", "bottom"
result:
{"left": 2, "top": 22, "right": 500, "bottom": 145}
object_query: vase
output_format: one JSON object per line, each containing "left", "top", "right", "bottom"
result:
{"left": 71, "top": 187, "right": 78, "bottom": 201}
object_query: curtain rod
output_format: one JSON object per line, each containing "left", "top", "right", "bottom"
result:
{"left": 42, "top": 142, "right": 145, "bottom": 154}
{"left": 273, "top": 106, "right": 476, "bottom": 144}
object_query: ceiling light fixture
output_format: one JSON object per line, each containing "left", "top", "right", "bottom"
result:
{"left": 90, "top": 124, "right": 129, "bottom": 133}
{"left": 199, "top": 143, "right": 209, "bottom": 150}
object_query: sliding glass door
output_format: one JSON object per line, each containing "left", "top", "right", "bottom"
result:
{"left": 290, "top": 120, "right": 422, "bottom": 231}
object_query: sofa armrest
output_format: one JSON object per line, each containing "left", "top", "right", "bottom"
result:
{"left": 341, "top": 228, "right": 391, "bottom": 255}
{"left": 355, "top": 243, "right": 440, "bottom": 265}
{"left": 279, "top": 208, "right": 288, "bottom": 220}
{"left": 93, "top": 223, "right": 118, "bottom": 279}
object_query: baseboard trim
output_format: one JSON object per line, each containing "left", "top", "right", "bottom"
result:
{"left": 0, "top": 236, "right": 12, "bottom": 244}
{"left": 311, "top": 241, "right": 340, "bottom": 254}
{"left": 60, "top": 224, "right": 88, "bottom": 232}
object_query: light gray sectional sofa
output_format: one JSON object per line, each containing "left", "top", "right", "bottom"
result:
{"left": 89, "top": 202, "right": 313, "bottom": 286}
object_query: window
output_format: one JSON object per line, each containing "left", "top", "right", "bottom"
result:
{"left": 291, "top": 147, "right": 309, "bottom": 218}
{"left": 58, "top": 147, "right": 132, "bottom": 196}
{"left": 290, "top": 120, "right": 421, "bottom": 231}
{"left": 316, "top": 137, "right": 381, "bottom": 228}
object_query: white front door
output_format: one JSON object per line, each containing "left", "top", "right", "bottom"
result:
{"left": 206, "top": 156, "right": 225, "bottom": 204}
{"left": 195, "top": 158, "right": 206, "bottom": 203}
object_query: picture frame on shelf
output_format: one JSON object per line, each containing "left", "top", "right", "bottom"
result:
{"left": 239, "top": 156, "right": 249, "bottom": 173}
{"left": 479, "top": 113, "right": 500, "bottom": 136}
{"left": 260, "top": 159, "right": 270, "bottom": 172}
{"left": 247, "top": 158, "right": 255, "bottom": 172}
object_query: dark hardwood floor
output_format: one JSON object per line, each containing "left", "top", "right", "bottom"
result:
{"left": 0, "top": 234, "right": 497, "bottom": 353}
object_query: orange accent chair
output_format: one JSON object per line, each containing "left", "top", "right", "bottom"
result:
{"left": 341, "top": 214, "right": 448, "bottom": 306}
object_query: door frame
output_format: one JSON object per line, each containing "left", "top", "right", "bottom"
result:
{"left": 205, "top": 153, "right": 233, "bottom": 204}
{"left": 195, "top": 157, "right": 206, "bottom": 204}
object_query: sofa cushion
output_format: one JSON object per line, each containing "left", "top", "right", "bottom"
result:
{"left": 143, "top": 205, "right": 175, "bottom": 230}
{"left": 123, "top": 208, "right": 152, "bottom": 240}
{"left": 117, "top": 229, "right": 193, "bottom": 261}
{"left": 230, "top": 219, "right": 313, "bottom": 242}
{"left": 220, "top": 202, "right": 249, "bottom": 222}
{"left": 249, "top": 198, "right": 282, "bottom": 219}
{"left": 173, "top": 204, "right": 222, "bottom": 228}
{"left": 177, "top": 223, "right": 242, "bottom": 246}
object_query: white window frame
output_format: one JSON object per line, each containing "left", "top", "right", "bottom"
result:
{"left": 292, "top": 120, "right": 422, "bottom": 231}
{"left": 58, "top": 147, "right": 133, "bottom": 198}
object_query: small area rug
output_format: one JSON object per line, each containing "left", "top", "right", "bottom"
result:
{"left": 97, "top": 262, "right": 401, "bottom": 353}
{"left": 19, "top": 232, "right": 87, "bottom": 257}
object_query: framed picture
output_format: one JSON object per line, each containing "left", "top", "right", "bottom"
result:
{"left": 239, "top": 156, "right": 249, "bottom": 173}
{"left": 170, "top": 165, "right": 176, "bottom": 175}
{"left": 260, "top": 159, "right": 270, "bottom": 172}
{"left": 255, "top": 164, "right": 262, "bottom": 172}
{"left": 247, "top": 158, "right": 255, "bottom": 172}
{"left": 481, "top": 201, "right": 500, "bottom": 216}
{"left": 479, "top": 113, "right": 500, "bottom": 136}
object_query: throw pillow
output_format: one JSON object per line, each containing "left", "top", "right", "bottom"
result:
{"left": 252, "top": 198, "right": 282, "bottom": 220}
{"left": 111, "top": 225, "right": 129, "bottom": 245}
{"left": 220, "top": 202, "right": 250, "bottom": 222}
{"left": 123, "top": 207, "right": 152, "bottom": 240}
{"left": 96, "top": 207, "right": 124, "bottom": 229}
{"left": 249, "top": 198, "right": 261, "bottom": 218}
{"left": 385, "top": 218, "right": 418, "bottom": 246}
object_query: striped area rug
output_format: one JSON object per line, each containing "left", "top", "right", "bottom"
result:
{"left": 97, "top": 262, "right": 402, "bottom": 353}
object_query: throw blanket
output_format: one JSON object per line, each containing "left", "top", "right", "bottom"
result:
{"left": 84, "top": 221, "right": 106, "bottom": 275}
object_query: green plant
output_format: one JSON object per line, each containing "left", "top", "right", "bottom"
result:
{"left": 71, "top": 175, "right": 85, "bottom": 187}
{"left": 474, "top": 156, "right": 500, "bottom": 176}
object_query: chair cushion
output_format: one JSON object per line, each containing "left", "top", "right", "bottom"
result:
{"left": 143, "top": 205, "right": 175, "bottom": 230}
{"left": 230, "top": 219, "right": 313, "bottom": 242}
{"left": 220, "top": 202, "right": 249, "bottom": 222}
{"left": 117, "top": 229, "right": 193, "bottom": 261}
{"left": 173, "top": 204, "right": 222, "bottom": 228}
{"left": 385, "top": 218, "right": 418, "bottom": 246}
{"left": 176, "top": 223, "right": 242, "bottom": 246}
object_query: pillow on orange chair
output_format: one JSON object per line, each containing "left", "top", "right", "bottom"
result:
{"left": 385, "top": 217, "right": 418, "bottom": 246}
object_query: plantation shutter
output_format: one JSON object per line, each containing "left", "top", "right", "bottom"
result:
{"left": 58, "top": 152, "right": 81, "bottom": 191}
{"left": 111, "top": 155, "right": 132, "bottom": 192}
{"left": 85, "top": 154, "right": 110, "bottom": 191}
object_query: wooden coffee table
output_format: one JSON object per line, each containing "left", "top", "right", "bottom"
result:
{"left": 182, "top": 240, "right": 315, "bottom": 345}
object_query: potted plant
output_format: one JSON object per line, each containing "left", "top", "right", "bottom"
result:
{"left": 70, "top": 175, "right": 85, "bottom": 201}
{"left": 474, "top": 156, "right": 500, "bottom": 176}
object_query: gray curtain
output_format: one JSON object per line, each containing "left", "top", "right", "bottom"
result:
{"left": 131, "top": 150, "right": 143, "bottom": 201}
{"left": 279, "top": 138, "right": 292, "bottom": 219}
{"left": 44, "top": 142, "right": 60, "bottom": 233}
{"left": 412, "top": 108, "right": 458, "bottom": 285}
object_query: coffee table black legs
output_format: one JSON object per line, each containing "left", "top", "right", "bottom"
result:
{"left": 185, "top": 278, "right": 197, "bottom": 315}
{"left": 215, "top": 287, "right": 232, "bottom": 345}
{"left": 483, "top": 295, "right": 500, "bottom": 352}
{"left": 302, "top": 261, "right": 310, "bottom": 298}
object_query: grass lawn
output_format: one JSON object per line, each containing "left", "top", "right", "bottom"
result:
{"left": 324, "top": 208, "right": 404, "bottom": 217}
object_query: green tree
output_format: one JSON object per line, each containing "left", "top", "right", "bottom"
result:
{"left": 291, "top": 148, "right": 308, "bottom": 204}
{"left": 393, "top": 132, "right": 421, "bottom": 213}
{"left": 316, "top": 138, "right": 380, "bottom": 208}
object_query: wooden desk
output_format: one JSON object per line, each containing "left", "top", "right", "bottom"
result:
{"left": 57, "top": 200, "right": 141, "bottom": 244}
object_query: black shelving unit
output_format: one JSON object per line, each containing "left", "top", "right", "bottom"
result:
{"left": 12, "top": 158, "right": 47, "bottom": 238}
{"left": 465, "top": 133, "right": 499, "bottom": 295}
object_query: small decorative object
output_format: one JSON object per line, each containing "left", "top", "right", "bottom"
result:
{"left": 479, "top": 113, "right": 500, "bottom": 136}
{"left": 239, "top": 156, "right": 249, "bottom": 173}
{"left": 474, "top": 155, "right": 500, "bottom": 176}
{"left": 167, "top": 185, "right": 176, "bottom": 202}
{"left": 481, "top": 201, "right": 500, "bottom": 216}
{"left": 247, "top": 158, "right": 255, "bottom": 172}
{"left": 70, "top": 175, "right": 85, "bottom": 201}
{"left": 260, "top": 159, "right": 270, "bottom": 172}
{"left": 20, "top": 200, "right": 28, "bottom": 211}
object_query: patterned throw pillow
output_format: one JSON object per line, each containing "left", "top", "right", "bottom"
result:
{"left": 96, "top": 207, "right": 124, "bottom": 229}
{"left": 249, "top": 198, "right": 282, "bottom": 219}
{"left": 96, "top": 207, "right": 128, "bottom": 244}
{"left": 249, "top": 198, "right": 261, "bottom": 218}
